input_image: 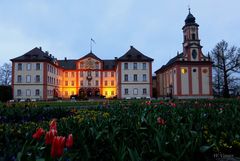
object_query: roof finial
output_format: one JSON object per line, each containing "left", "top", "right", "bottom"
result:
{"left": 188, "top": 5, "right": 191, "bottom": 14}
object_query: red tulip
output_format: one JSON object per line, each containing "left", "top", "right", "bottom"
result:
{"left": 32, "top": 128, "right": 45, "bottom": 140}
{"left": 45, "top": 129, "right": 58, "bottom": 145}
{"left": 50, "top": 119, "right": 57, "bottom": 130}
{"left": 51, "top": 136, "right": 66, "bottom": 158}
{"left": 66, "top": 134, "right": 73, "bottom": 148}
{"left": 157, "top": 117, "right": 166, "bottom": 125}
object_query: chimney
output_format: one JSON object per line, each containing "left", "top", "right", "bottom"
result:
{"left": 39, "top": 47, "right": 42, "bottom": 51}
{"left": 114, "top": 57, "right": 118, "bottom": 60}
{"left": 64, "top": 57, "right": 67, "bottom": 61}
{"left": 130, "top": 45, "right": 133, "bottom": 49}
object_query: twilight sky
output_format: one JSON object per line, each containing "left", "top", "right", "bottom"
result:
{"left": 0, "top": 0, "right": 239, "bottom": 73}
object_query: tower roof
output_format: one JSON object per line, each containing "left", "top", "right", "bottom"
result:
{"left": 185, "top": 9, "right": 196, "bottom": 24}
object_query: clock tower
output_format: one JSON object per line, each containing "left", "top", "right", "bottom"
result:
{"left": 182, "top": 9, "right": 202, "bottom": 61}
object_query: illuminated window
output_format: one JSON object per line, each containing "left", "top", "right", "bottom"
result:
{"left": 71, "top": 72, "right": 75, "bottom": 77}
{"left": 111, "top": 71, "right": 114, "bottom": 77}
{"left": 203, "top": 69, "right": 208, "bottom": 74}
{"left": 105, "top": 91, "right": 108, "bottom": 96}
{"left": 111, "top": 80, "right": 114, "bottom": 86}
{"left": 111, "top": 91, "right": 114, "bottom": 95}
{"left": 65, "top": 72, "right": 68, "bottom": 77}
{"left": 181, "top": 68, "right": 187, "bottom": 74}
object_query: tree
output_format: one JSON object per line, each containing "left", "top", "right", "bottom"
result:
{"left": 211, "top": 40, "right": 240, "bottom": 98}
{"left": 0, "top": 63, "right": 12, "bottom": 85}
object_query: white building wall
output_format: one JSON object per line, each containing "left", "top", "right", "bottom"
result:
{"left": 202, "top": 67, "right": 210, "bottom": 94}
{"left": 181, "top": 67, "right": 189, "bottom": 95}
{"left": 192, "top": 67, "right": 199, "bottom": 95}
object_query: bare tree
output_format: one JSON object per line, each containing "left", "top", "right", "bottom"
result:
{"left": 0, "top": 63, "right": 12, "bottom": 85}
{"left": 211, "top": 40, "right": 240, "bottom": 98}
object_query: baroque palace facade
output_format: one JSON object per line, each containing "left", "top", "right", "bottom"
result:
{"left": 11, "top": 46, "right": 153, "bottom": 100}
{"left": 11, "top": 10, "right": 213, "bottom": 100}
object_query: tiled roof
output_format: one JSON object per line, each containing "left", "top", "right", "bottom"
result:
{"left": 103, "top": 60, "right": 116, "bottom": 70}
{"left": 58, "top": 59, "right": 77, "bottom": 70}
{"left": 118, "top": 46, "right": 153, "bottom": 62}
{"left": 11, "top": 47, "right": 56, "bottom": 63}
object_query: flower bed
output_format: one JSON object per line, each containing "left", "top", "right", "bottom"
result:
{"left": 1, "top": 99, "right": 240, "bottom": 161}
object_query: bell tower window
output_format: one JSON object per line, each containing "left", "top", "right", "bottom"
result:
{"left": 192, "top": 49, "right": 197, "bottom": 59}
{"left": 192, "top": 33, "right": 196, "bottom": 40}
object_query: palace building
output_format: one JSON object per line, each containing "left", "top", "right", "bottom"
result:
{"left": 155, "top": 10, "right": 213, "bottom": 99}
{"left": 11, "top": 10, "right": 213, "bottom": 100}
{"left": 11, "top": 46, "right": 153, "bottom": 100}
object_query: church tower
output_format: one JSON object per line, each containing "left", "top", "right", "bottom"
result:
{"left": 182, "top": 9, "right": 203, "bottom": 61}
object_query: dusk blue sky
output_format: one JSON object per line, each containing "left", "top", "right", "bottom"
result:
{"left": 0, "top": 0, "right": 239, "bottom": 73}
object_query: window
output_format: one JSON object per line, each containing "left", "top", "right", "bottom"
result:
{"left": 71, "top": 81, "right": 74, "bottom": 86}
{"left": 36, "top": 75, "right": 40, "bottom": 82}
{"left": 133, "top": 88, "right": 138, "bottom": 95}
{"left": 36, "top": 63, "right": 40, "bottom": 70}
{"left": 26, "top": 75, "right": 31, "bottom": 83}
{"left": 124, "top": 88, "right": 129, "bottom": 95}
{"left": 95, "top": 62, "right": 99, "bottom": 69}
{"left": 124, "top": 74, "right": 128, "bottom": 82}
{"left": 17, "top": 75, "right": 22, "bottom": 83}
{"left": 80, "top": 71, "right": 83, "bottom": 77}
{"left": 193, "top": 69, "right": 197, "bottom": 72}
{"left": 95, "top": 71, "right": 99, "bottom": 77}
{"left": 65, "top": 72, "right": 68, "bottom": 77}
{"left": 111, "top": 71, "right": 114, "bottom": 77}
{"left": 65, "top": 81, "right": 68, "bottom": 86}
{"left": 87, "top": 71, "right": 91, "bottom": 76}
{"left": 105, "top": 81, "right": 108, "bottom": 86}
{"left": 104, "top": 72, "right": 108, "bottom": 77}
{"left": 65, "top": 91, "right": 68, "bottom": 96}
{"left": 192, "top": 49, "right": 197, "bottom": 59}
{"left": 80, "top": 80, "right": 83, "bottom": 86}
{"left": 192, "top": 33, "right": 196, "bottom": 40}
{"left": 142, "top": 63, "right": 146, "bottom": 70}
{"left": 181, "top": 68, "right": 187, "bottom": 74}
{"left": 111, "top": 80, "right": 114, "bottom": 86}
{"left": 17, "top": 89, "right": 21, "bottom": 96}
{"left": 143, "top": 74, "right": 147, "bottom": 82}
{"left": 71, "top": 72, "right": 75, "bottom": 77}
{"left": 80, "top": 62, "right": 84, "bottom": 69}
{"left": 124, "top": 63, "right": 128, "bottom": 70}
{"left": 27, "top": 64, "right": 31, "bottom": 71}
{"left": 133, "top": 63, "right": 137, "bottom": 70}
{"left": 96, "top": 80, "right": 99, "bottom": 86}
{"left": 134, "top": 74, "right": 138, "bottom": 81}
{"left": 88, "top": 81, "right": 91, "bottom": 86}
{"left": 111, "top": 91, "right": 114, "bottom": 96}
{"left": 143, "top": 88, "right": 147, "bottom": 95}
{"left": 35, "top": 89, "right": 40, "bottom": 96}
{"left": 26, "top": 89, "right": 31, "bottom": 96}
{"left": 105, "top": 91, "right": 108, "bottom": 96}
{"left": 17, "top": 63, "right": 22, "bottom": 71}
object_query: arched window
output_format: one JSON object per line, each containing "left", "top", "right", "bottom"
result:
{"left": 192, "top": 49, "right": 197, "bottom": 59}
{"left": 192, "top": 33, "right": 196, "bottom": 40}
